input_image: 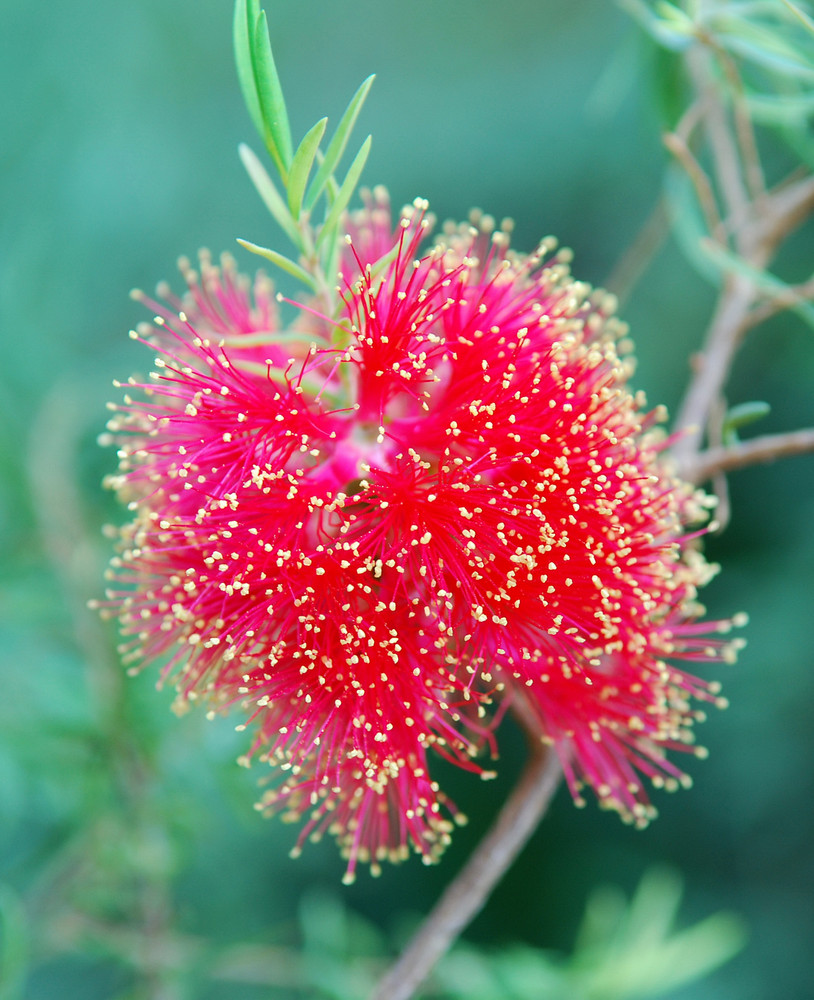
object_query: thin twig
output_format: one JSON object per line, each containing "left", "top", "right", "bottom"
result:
{"left": 673, "top": 99, "right": 705, "bottom": 144}
{"left": 715, "top": 47, "right": 766, "bottom": 204}
{"left": 745, "top": 274, "right": 814, "bottom": 329}
{"left": 669, "top": 43, "right": 756, "bottom": 466}
{"left": 368, "top": 740, "right": 562, "bottom": 1000}
{"left": 671, "top": 170, "right": 814, "bottom": 467}
{"left": 751, "top": 173, "right": 814, "bottom": 260}
{"left": 681, "top": 428, "right": 814, "bottom": 484}
{"left": 662, "top": 100, "right": 722, "bottom": 243}
{"left": 706, "top": 395, "right": 732, "bottom": 532}
{"left": 663, "top": 132, "right": 723, "bottom": 239}
{"left": 670, "top": 34, "right": 814, "bottom": 474}
{"left": 603, "top": 196, "right": 671, "bottom": 306}
{"left": 687, "top": 45, "right": 750, "bottom": 251}
{"left": 672, "top": 272, "right": 755, "bottom": 470}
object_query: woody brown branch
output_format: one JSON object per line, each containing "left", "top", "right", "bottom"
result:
{"left": 369, "top": 726, "right": 561, "bottom": 1000}
{"left": 367, "top": 32, "right": 814, "bottom": 1000}
{"left": 681, "top": 428, "right": 814, "bottom": 485}
{"left": 671, "top": 42, "right": 814, "bottom": 473}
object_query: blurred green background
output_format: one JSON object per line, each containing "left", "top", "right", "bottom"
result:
{"left": 2, "top": 1, "right": 813, "bottom": 997}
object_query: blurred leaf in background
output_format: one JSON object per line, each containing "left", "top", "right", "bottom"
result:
{"left": 433, "top": 868, "right": 747, "bottom": 1000}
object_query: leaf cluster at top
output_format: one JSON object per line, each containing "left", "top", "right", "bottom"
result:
{"left": 233, "top": 0, "right": 374, "bottom": 302}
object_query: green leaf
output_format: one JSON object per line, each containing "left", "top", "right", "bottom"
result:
{"left": 722, "top": 401, "right": 771, "bottom": 445}
{"left": 699, "top": 237, "right": 814, "bottom": 330}
{"left": 305, "top": 75, "right": 375, "bottom": 213}
{"left": 251, "top": 8, "right": 294, "bottom": 176}
{"left": 654, "top": 0, "right": 695, "bottom": 33}
{"left": 321, "top": 221, "right": 341, "bottom": 298}
{"left": 324, "top": 169, "right": 340, "bottom": 203}
{"left": 233, "top": 0, "right": 294, "bottom": 179}
{"left": 616, "top": 0, "right": 695, "bottom": 50}
{"left": 615, "top": 867, "right": 684, "bottom": 951}
{"left": 233, "top": 0, "right": 264, "bottom": 140}
{"left": 780, "top": 0, "right": 814, "bottom": 36}
{"left": 574, "top": 884, "right": 629, "bottom": 954}
{"left": 746, "top": 88, "right": 814, "bottom": 124}
{"left": 365, "top": 241, "right": 401, "bottom": 283}
{"left": 719, "top": 21, "right": 814, "bottom": 80}
{"left": 287, "top": 117, "right": 328, "bottom": 220}
{"left": 645, "top": 912, "right": 747, "bottom": 995}
{"left": 569, "top": 869, "right": 748, "bottom": 1000}
{"left": 437, "top": 943, "right": 532, "bottom": 1000}
{"left": 236, "top": 238, "right": 317, "bottom": 290}
{"left": 316, "top": 135, "right": 372, "bottom": 249}
{"left": 238, "top": 143, "right": 302, "bottom": 250}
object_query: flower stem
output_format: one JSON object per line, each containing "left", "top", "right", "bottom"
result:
{"left": 368, "top": 741, "right": 561, "bottom": 1000}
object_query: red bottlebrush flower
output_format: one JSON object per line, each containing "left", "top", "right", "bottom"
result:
{"left": 99, "top": 197, "right": 740, "bottom": 880}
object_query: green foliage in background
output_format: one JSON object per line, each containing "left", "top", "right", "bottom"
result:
{"left": 1, "top": 1, "right": 813, "bottom": 998}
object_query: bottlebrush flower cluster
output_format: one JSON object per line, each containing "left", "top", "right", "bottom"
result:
{"left": 99, "top": 192, "right": 740, "bottom": 881}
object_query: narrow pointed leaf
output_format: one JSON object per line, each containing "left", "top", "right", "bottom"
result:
{"left": 316, "top": 136, "right": 372, "bottom": 249}
{"left": 722, "top": 401, "right": 771, "bottom": 445}
{"left": 746, "top": 89, "right": 814, "bottom": 125}
{"left": 322, "top": 225, "right": 341, "bottom": 297}
{"left": 233, "top": 0, "right": 264, "bottom": 140}
{"left": 722, "top": 11, "right": 814, "bottom": 61}
{"left": 252, "top": 9, "right": 294, "bottom": 174}
{"left": 781, "top": 0, "right": 814, "bottom": 35}
{"left": 239, "top": 143, "right": 302, "bottom": 249}
{"left": 723, "top": 31, "right": 814, "bottom": 80}
{"left": 616, "top": 0, "right": 694, "bottom": 50}
{"left": 287, "top": 118, "right": 328, "bottom": 219}
{"left": 654, "top": 1, "right": 694, "bottom": 32}
{"left": 324, "top": 169, "right": 340, "bottom": 203}
{"left": 305, "top": 75, "right": 375, "bottom": 212}
{"left": 699, "top": 237, "right": 814, "bottom": 329}
{"left": 618, "top": 867, "right": 683, "bottom": 949}
{"left": 366, "top": 242, "right": 401, "bottom": 282}
{"left": 237, "top": 238, "right": 318, "bottom": 289}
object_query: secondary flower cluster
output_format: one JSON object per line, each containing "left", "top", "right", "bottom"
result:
{"left": 100, "top": 192, "right": 738, "bottom": 881}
